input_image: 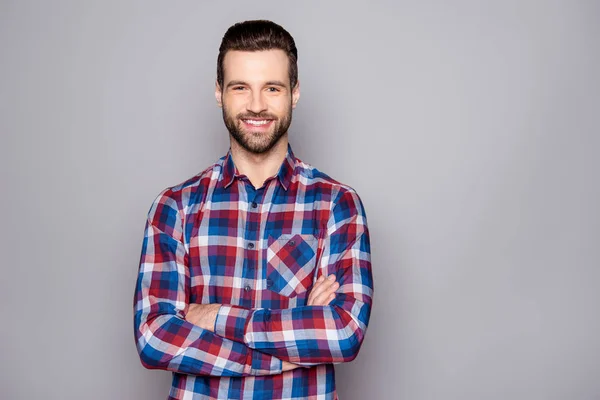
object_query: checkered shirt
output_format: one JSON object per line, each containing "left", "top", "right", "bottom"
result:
{"left": 133, "top": 144, "right": 373, "bottom": 399}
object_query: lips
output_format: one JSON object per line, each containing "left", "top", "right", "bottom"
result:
{"left": 241, "top": 118, "right": 275, "bottom": 129}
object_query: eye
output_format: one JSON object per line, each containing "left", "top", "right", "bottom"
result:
{"left": 232, "top": 86, "right": 246, "bottom": 91}
{"left": 266, "top": 87, "right": 280, "bottom": 92}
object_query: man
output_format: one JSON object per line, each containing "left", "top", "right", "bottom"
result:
{"left": 133, "top": 20, "right": 373, "bottom": 400}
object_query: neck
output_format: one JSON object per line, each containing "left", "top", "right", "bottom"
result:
{"left": 230, "top": 135, "right": 289, "bottom": 189}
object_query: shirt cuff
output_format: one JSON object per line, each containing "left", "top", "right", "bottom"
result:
{"left": 215, "top": 305, "right": 251, "bottom": 343}
{"left": 248, "top": 350, "right": 283, "bottom": 376}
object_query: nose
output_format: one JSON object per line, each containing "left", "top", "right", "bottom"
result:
{"left": 247, "top": 90, "right": 267, "bottom": 114}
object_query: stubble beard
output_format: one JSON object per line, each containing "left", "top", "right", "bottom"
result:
{"left": 222, "top": 102, "right": 293, "bottom": 155}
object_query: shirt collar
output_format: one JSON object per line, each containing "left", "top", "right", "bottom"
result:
{"left": 221, "top": 143, "right": 296, "bottom": 191}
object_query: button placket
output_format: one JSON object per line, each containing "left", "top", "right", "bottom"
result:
{"left": 241, "top": 188, "right": 265, "bottom": 305}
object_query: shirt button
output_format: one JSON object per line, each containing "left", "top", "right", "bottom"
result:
{"left": 247, "top": 242, "right": 254, "bottom": 249}
{"left": 251, "top": 202, "right": 258, "bottom": 209}
{"left": 266, "top": 278, "right": 273, "bottom": 287}
{"left": 244, "top": 285, "right": 251, "bottom": 292}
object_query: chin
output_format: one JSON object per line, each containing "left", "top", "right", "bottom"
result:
{"left": 243, "top": 136, "right": 283, "bottom": 154}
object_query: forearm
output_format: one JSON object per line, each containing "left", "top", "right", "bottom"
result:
{"left": 134, "top": 306, "right": 283, "bottom": 377}
{"left": 213, "top": 224, "right": 373, "bottom": 364}
{"left": 213, "top": 299, "right": 370, "bottom": 364}
{"left": 213, "top": 220, "right": 373, "bottom": 364}
{"left": 134, "top": 196, "right": 284, "bottom": 378}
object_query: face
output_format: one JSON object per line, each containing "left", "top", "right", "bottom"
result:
{"left": 216, "top": 49, "right": 300, "bottom": 154}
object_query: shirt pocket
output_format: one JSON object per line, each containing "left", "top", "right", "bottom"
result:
{"left": 266, "top": 233, "right": 318, "bottom": 298}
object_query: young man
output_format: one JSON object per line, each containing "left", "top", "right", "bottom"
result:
{"left": 133, "top": 20, "right": 374, "bottom": 399}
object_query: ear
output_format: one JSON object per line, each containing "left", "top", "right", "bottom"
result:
{"left": 215, "top": 80, "right": 223, "bottom": 108}
{"left": 291, "top": 79, "right": 300, "bottom": 109}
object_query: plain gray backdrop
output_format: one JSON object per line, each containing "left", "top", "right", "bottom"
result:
{"left": 1, "top": 1, "right": 599, "bottom": 399}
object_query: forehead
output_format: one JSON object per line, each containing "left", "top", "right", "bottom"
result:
{"left": 222, "top": 49, "right": 289, "bottom": 85}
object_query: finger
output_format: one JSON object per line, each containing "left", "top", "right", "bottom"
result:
{"left": 310, "top": 293, "right": 327, "bottom": 306}
{"left": 311, "top": 282, "right": 339, "bottom": 306}
{"left": 308, "top": 276, "right": 336, "bottom": 304}
{"left": 311, "top": 291, "right": 337, "bottom": 306}
{"left": 282, "top": 361, "right": 301, "bottom": 371}
{"left": 308, "top": 276, "right": 329, "bottom": 303}
{"left": 319, "top": 276, "right": 338, "bottom": 296}
{"left": 307, "top": 276, "right": 324, "bottom": 304}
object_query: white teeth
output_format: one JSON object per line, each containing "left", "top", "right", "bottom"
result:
{"left": 244, "top": 119, "right": 270, "bottom": 126}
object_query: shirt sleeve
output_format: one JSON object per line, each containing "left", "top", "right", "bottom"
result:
{"left": 214, "top": 189, "right": 374, "bottom": 365}
{"left": 133, "top": 189, "right": 283, "bottom": 377}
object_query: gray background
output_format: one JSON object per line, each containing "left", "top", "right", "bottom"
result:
{"left": 1, "top": 1, "right": 599, "bottom": 399}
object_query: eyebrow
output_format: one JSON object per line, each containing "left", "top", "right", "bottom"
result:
{"left": 225, "top": 80, "right": 288, "bottom": 89}
{"left": 226, "top": 80, "right": 248, "bottom": 88}
{"left": 265, "top": 81, "right": 288, "bottom": 88}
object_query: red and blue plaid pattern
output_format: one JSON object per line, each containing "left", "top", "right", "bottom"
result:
{"left": 134, "top": 144, "right": 373, "bottom": 399}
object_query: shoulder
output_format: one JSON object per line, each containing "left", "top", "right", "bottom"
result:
{"left": 148, "top": 156, "right": 225, "bottom": 216}
{"left": 293, "top": 156, "right": 366, "bottom": 215}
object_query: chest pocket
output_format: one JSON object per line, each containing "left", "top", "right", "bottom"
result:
{"left": 266, "top": 233, "right": 318, "bottom": 298}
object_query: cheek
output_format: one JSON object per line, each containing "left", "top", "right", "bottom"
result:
{"left": 269, "top": 98, "right": 292, "bottom": 114}
{"left": 223, "top": 97, "right": 245, "bottom": 115}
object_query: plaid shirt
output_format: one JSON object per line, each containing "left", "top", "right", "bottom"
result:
{"left": 133, "top": 144, "right": 373, "bottom": 399}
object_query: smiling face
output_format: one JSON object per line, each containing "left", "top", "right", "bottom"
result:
{"left": 216, "top": 49, "right": 300, "bottom": 154}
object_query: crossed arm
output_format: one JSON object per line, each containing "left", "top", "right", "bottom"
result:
{"left": 134, "top": 215, "right": 282, "bottom": 377}
{"left": 133, "top": 188, "right": 373, "bottom": 376}
{"left": 186, "top": 274, "right": 341, "bottom": 372}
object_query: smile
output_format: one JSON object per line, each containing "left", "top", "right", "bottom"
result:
{"left": 242, "top": 119, "right": 273, "bottom": 126}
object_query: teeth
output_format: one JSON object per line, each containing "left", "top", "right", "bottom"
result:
{"left": 244, "top": 119, "right": 270, "bottom": 126}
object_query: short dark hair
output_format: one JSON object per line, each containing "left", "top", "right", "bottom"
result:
{"left": 217, "top": 20, "right": 298, "bottom": 89}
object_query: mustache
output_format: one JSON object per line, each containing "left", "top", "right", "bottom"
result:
{"left": 237, "top": 112, "right": 277, "bottom": 120}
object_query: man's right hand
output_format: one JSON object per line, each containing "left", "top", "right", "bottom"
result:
{"left": 282, "top": 274, "right": 339, "bottom": 372}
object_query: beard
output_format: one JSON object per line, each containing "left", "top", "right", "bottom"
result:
{"left": 222, "top": 102, "right": 293, "bottom": 154}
